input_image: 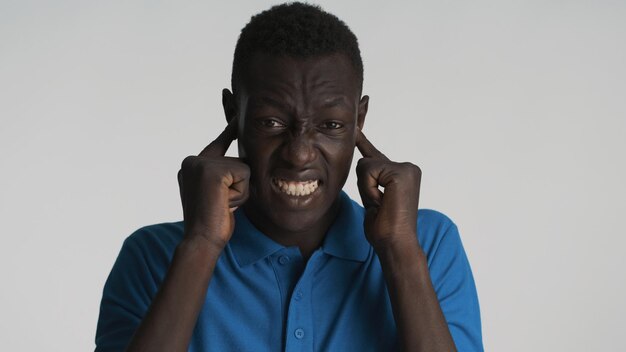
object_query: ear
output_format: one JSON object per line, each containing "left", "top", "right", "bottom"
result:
{"left": 357, "top": 95, "right": 369, "bottom": 130}
{"left": 222, "top": 88, "right": 237, "bottom": 124}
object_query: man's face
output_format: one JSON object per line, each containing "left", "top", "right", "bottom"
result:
{"left": 232, "top": 53, "right": 368, "bottom": 234}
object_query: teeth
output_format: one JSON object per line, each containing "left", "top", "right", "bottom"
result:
{"left": 273, "top": 178, "right": 319, "bottom": 196}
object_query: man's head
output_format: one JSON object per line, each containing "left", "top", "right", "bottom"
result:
{"left": 223, "top": 3, "right": 368, "bottom": 236}
{"left": 230, "top": 2, "right": 364, "bottom": 96}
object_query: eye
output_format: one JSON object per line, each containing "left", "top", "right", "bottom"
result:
{"left": 322, "top": 121, "right": 343, "bottom": 129}
{"left": 259, "top": 118, "right": 286, "bottom": 129}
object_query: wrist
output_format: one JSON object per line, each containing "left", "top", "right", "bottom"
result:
{"left": 176, "top": 235, "right": 226, "bottom": 262}
{"left": 372, "top": 233, "right": 421, "bottom": 255}
{"left": 184, "top": 222, "right": 231, "bottom": 249}
{"left": 374, "top": 235, "right": 428, "bottom": 276}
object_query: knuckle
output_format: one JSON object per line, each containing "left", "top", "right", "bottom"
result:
{"left": 181, "top": 155, "right": 197, "bottom": 169}
{"left": 238, "top": 162, "right": 251, "bottom": 175}
{"left": 181, "top": 156, "right": 218, "bottom": 180}
{"left": 356, "top": 158, "right": 370, "bottom": 171}
{"left": 401, "top": 162, "right": 421, "bottom": 174}
{"left": 228, "top": 161, "right": 250, "bottom": 180}
{"left": 396, "top": 162, "right": 421, "bottom": 184}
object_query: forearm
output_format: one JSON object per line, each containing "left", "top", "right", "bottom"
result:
{"left": 376, "top": 236, "right": 456, "bottom": 352}
{"left": 126, "top": 235, "right": 223, "bottom": 352}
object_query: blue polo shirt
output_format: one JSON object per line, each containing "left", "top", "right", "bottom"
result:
{"left": 96, "top": 192, "right": 483, "bottom": 351}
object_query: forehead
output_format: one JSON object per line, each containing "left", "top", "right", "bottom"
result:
{"left": 240, "top": 53, "right": 361, "bottom": 100}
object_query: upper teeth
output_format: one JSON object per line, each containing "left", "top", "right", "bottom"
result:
{"left": 274, "top": 178, "right": 319, "bottom": 196}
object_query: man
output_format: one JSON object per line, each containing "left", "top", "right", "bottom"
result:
{"left": 96, "top": 3, "right": 483, "bottom": 351}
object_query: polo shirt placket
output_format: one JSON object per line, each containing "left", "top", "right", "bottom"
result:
{"left": 281, "top": 249, "right": 324, "bottom": 352}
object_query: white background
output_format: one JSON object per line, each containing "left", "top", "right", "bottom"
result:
{"left": 1, "top": 1, "right": 625, "bottom": 351}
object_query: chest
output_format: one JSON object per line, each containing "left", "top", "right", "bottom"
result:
{"left": 189, "top": 247, "right": 398, "bottom": 352}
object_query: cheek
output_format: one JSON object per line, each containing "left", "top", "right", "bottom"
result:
{"left": 322, "top": 139, "right": 356, "bottom": 171}
{"left": 240, "top": 134, "right": 281, "bottom": 177}
{"left": 338, "top": 132, "right": 358, "bottom": 154}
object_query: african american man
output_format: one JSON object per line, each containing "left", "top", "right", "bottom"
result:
{"left": 96, "top": 3, "right": 483, "bottom": 351}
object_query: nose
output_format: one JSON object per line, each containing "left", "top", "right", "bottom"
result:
{"left": 281, "top": 130, "right": 317, "bottom": 168}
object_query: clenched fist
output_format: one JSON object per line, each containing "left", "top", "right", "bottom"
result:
{"left": 355, "top": 130, "right": 422, "bottom": 250}
{"left": 177, "top": 119, "right": 250, "bottom": 249}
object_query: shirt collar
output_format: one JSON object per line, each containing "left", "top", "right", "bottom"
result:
{"left": 320, "top": 191, "right": 370, "bottom": 262}
{"left": 229, "top": 209, "right": 285, "bottom": 267}
{"left": 229, "top": 191, "right": 370, "bottom": 267}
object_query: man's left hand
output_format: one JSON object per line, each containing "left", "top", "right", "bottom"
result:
{"left": 355, "top": 129, "right": 422, "bottom": 250}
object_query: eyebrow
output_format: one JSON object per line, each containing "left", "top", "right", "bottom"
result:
{"left": 321, "top": 96, "right": 351, "bottom": 110}
{"left": 249, "top": 96, "right": 290, "bottom": 110}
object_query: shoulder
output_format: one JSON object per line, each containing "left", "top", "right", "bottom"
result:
{"left": 416, "top": 209, "right": 463, "bottom": 266}
{"left": 101, "top": 221, "right": 185, "bottom": 305}
{"left": 417, "top": 208, "right": 456, "bottom": 231}
{"left": 122, "top": 221, "right": 185, "bottom": 256}
{"left": 114, "top": 221, "right": 185, "bottom": 278}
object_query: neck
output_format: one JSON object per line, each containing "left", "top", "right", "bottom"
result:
{"left": 243, "top": 197, "right": 342, "bottom": 260}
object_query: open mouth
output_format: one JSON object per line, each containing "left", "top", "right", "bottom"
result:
{"left": 272, "top": 178, "right": 320, "bottom": 197}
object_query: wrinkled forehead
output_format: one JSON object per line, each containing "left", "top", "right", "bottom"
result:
{"left": 238, "top": 52, "right": 362, "bottom": 100}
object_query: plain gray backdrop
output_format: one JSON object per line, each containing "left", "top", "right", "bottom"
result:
{"left": 1, "top": 0, "right": 625, "bottom": 351}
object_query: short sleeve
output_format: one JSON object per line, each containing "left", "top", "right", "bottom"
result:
{"left": 95, "top": 223, "right": 181, "bottom": 351}
{"left": 425, "top": 218, "right": 484, "bottom": 351}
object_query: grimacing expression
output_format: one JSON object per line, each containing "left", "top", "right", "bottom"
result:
{"left": 231, "top": 53, "right": 368, "bottom": 233}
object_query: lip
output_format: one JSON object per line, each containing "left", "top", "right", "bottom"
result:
{"left": 272, "top": 177, "right": 319, "bottom": 184}
{"left": 271, "top": 170, "right": 324, "bottom": 184}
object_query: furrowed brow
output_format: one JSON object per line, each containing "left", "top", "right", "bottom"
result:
{"left": 249, "top": 96, "right": 290, "bottom": 110}
{"left": 321, "top": 96, "right": 351, "bottom": 110}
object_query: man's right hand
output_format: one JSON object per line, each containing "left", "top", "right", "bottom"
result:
{"left": 177, "top": 118, "right": 250, "bottom": 249}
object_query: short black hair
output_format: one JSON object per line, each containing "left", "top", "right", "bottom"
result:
{"left": 231, "top": 2, "right": 363, "bottom": 94}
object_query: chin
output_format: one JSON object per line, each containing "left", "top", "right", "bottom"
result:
{"left": 262, "top": 195, "right": 333, "bottom": 230}
{"left": 269, "top": 212, "right": 322, "bottom": 233}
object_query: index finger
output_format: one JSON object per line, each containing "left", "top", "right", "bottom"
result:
{"left": 356, "top": 129, "right": 388, "bottom": 160}
{"left": 198, "top": 118, "right": 238, "bottom": 157}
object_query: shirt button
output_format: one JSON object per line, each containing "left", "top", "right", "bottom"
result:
{"left": 294, "top": 291, "right": 303, "bottom": 301}
{"left": 294, "top": 328, "right": 305, "bottom": 339}
{"left": 278, "top": 255, "right": 290, "bottom": 265}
